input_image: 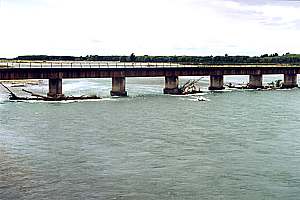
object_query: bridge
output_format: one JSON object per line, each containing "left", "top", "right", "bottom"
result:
{"left": 0, "top": 62, "right": 299, "bottom": 97}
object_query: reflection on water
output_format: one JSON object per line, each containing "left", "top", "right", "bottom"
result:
{"left": 1, "top": 77, "right": 300, "bottom": 200}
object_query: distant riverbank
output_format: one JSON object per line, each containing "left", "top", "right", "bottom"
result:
{"left": 2, "top": 52, "right": 300, "bottom": 65}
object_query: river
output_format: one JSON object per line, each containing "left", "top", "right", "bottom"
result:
{"left": 1, "top": 76, "right": 300, "bottom": 199}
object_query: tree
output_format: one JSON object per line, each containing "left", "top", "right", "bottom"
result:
{"left": 261, "top": 54, "right": 269, "bottom": 58}
{"left": 129, "top": 53, "right": 136, "bottom": 62}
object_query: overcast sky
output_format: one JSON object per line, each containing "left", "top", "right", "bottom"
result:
{"left": 0, "top": 0, "right": 300, "bottom": 57}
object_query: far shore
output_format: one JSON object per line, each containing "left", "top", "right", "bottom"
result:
{"left": 0, "top": 80, "right": 42, "bottom": 85}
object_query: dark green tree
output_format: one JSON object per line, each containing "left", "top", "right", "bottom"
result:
{"left": 129, "top": 53, "right": 136, "bottom": 62}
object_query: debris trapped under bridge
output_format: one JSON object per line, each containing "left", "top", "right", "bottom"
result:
{"left": 0, "top": 62, "right": 299, "bottom": 99}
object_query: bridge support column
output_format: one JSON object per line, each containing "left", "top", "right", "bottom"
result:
{"left": 248, "top": 75, "right": 263, "bottom": 89}
{"left": 47, "top": 78, "right": 64, "bottom": 98}
{"left": 110, "top": 77, "right": 127, "bottom": 96}
{"left": 282, "top": 74, "right": 298, "bottom": 88}
{"left": 163, "top": 76, "right": 180, "bottom": 94}
{"left": 209, "top": 75, "right": 224, "bottom": 90}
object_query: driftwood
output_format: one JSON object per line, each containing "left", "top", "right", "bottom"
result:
{"left": 226, "top": 79, "right": 284, "bottom": 90}
{"left": 179, "top": 78, "right": 203, "bottom": 94}
{"left": 22, "top": 89, "right": 50, "bottom": 99}
{"left": 0, "top": 82, "right": 101, "bottom": 101}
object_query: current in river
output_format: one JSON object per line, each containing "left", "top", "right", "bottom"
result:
{"left": 1, "top": 76, "right": 300, "bottom": 199}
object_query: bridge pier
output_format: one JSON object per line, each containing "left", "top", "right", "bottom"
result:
{"left": 110, "top": 77, "right": 127, "bottom": 96}
{"left": 248, "top": 74, "right": 263, "bottom": 89}
{"left": 282, "top": 74, "right": 298, "bottom": 88}
{"left": 47, "top": 78, "right": 64, "bottom": 98}
{"left": 209, "top": 75, "right": 224, "bottom": 90}
{"left": 163, "top": 76, "right": 180, "bottom": 94}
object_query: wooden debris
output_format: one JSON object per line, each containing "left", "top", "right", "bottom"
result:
{"left": 0, "top": 82, "right": 101, "bottom": 101}
{"left": 226, "top": 79, "right": 284, "bottom": 90}
{"left": 179, "top": 78, "right": 203, "bottom": 95}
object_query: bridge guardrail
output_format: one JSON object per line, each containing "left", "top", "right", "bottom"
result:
{"left": 0, "top": 62, "right": 191, "bottom": 69}
{"left": 0, "top": 62, "right": 299, "bottom": 69}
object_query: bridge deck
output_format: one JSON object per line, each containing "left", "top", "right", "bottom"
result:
{"left": 1, "top": 62, "right": 300, "bottom": 80}
{"left": 1, "top": 62, "right": 299, "bottom": 96}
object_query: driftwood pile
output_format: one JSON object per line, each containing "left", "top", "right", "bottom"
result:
{"left": 226, "top": 80, "right": 283, "bottom": 90}
{"left": 179, "top": 78, "right": 202, "bottom": 95}
{"left": 0, "top": 82, "right": 101, "bottom": 101}
{"left": 267, "top": 80, "right": 283, "bottom": 88}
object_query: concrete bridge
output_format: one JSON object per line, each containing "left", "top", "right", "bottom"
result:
{"left": 0, "top": 62, "right": 299, "bottom": 97}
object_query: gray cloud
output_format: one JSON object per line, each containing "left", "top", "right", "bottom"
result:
{"left": 207, "top": 0, "right": 300, "bottom": 30}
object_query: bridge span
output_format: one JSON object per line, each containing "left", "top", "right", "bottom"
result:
{"left": 0, "top": 62, "right": 299, "bottom": 97}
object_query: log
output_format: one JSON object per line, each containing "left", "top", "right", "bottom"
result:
{"left": 1, "top": 82, "right": 102, "bottom": 101}
{"left": 22, "top": 89, "right": 51, "bottom": 99}
{"left": 22, "top": 89, "right": 101, "bottom": 101}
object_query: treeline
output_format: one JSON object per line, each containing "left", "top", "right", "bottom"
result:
{"left": 15, "top": 55, "right": 120, "bottom": 61}
{"left": 14, "top": 53, "right": 300, "bottom": 64}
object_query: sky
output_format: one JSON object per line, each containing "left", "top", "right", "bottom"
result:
{"left": 0, "top": 0, "right": 300, "bottom": 58}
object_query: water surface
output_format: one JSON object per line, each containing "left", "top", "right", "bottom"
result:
{"left": 1, "top": 76, "right": 300, "bottom": 199}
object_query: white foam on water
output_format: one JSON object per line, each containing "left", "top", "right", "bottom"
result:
{"left": 187, "top": 93, "right": 208, "bottom": 96}
{"left": 208, "top": 89, "right": 233, "bottom": 92}
{"left": 275, "top": 88, "right": 293, "bottom": 91}
{"left": 8, "top": 98, "right": 118, "bottom": 104}
{"left": 0, "top": 92, "right": 9, "bottom": 103}
{"left": 187, "top": 98, "right": 211, "bottom": 102}
{"left": 170, "top": 94, "right": 188, "bottom": 97}
{"left": 179, "top": 95, "right": 211, "bottom": 102}
{"left": 170, "top": 93, "right": 208, "bottom": 97}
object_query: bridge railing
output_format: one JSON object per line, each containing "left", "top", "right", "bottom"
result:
{"left": 0, "top": 62, "right": 187, "bottom": 69}
{"left": 0, "top": 62, "right": 298, "bottom": 69}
